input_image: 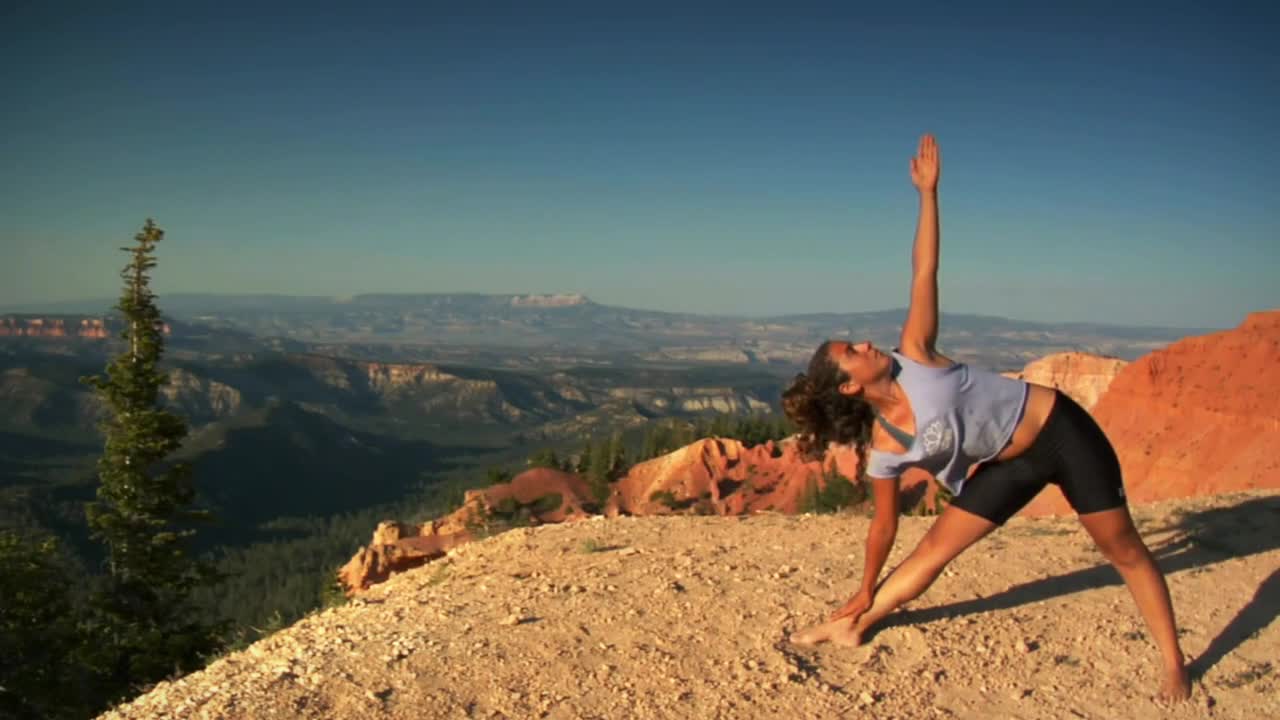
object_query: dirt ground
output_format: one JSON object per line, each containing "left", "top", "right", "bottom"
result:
{"left": 100, "top": 490, "right": 1280, "bottom": 719}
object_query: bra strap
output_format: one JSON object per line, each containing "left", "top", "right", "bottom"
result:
{"left": 874, "top": 412, "right": 915, "bottom": 450}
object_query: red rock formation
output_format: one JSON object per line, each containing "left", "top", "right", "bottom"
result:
{"left": 364, "top": 361, "right": 454, "bottom": 390}
{"left": 1020, "top": 310, "right": 1280, "bottom": 517}
{"left": 1003, "top": 352, "right": 1127, "bottom": 410}
{"left": 337, "top": 523, "right": 474, "bottom": 592}
{"left": 602, "top": 437, "right": 940, "bottom": 518}
{"left": 339, "top": 439, "right": 946, "bottom": 593}
{"left": 339, "top": 468, "right": 600, "bottom": 592}
{"left": 0, "top": 315, "right": 162, "bottom": 340}
{"left": 0, "top": 316, "right": 108, "bottom": 339}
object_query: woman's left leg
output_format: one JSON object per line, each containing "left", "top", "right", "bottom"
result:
{"left": 842, "top": 504, "right": 997, "bottom": 642}
{"left": 790, "top": 504, "right": 996, "bottom": 647}
{"left": 1077, "top": 505, "right": 1190, "bottom": 700}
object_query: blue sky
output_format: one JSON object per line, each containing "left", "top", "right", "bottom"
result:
{"left": 2, "top": 1, "right": 1275, "bottom": 327}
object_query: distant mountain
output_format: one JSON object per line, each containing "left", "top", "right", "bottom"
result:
{"left": 2, "top": 293, "right": 1214, "bottom": 370}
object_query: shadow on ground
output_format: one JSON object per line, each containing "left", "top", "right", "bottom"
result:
{"left": 878, "top": 495, "right": 1280, "bottom": 679}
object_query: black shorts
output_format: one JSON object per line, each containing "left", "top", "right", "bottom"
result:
{"left": 949, "top": 389, "right": 1127, "bottom": 525}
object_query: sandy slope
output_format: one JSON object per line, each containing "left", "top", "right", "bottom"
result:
{"left": 100, "top": 490, "right": 1279, "bottom": 719}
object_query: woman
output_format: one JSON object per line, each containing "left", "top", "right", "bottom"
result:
{"left": 780, "top": 135, "right": 1191, "bottom": 701}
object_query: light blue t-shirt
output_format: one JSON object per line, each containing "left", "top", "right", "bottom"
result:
{"left": 864, "top": 349, "right": 1029, "bottom": 496}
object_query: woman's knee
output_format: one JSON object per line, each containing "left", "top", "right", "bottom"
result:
{"left": 1094, "top": 528, "right": 1149, "bottom": 570}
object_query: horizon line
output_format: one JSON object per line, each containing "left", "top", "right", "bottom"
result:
{"left": 0, "top": 291, "right": 1243, "bottom": 332}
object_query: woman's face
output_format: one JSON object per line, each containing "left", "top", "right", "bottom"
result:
{"left": 826, "top": 340, "right": 892, "bottom": 395}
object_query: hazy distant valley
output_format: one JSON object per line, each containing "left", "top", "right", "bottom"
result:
{"left": 0, "top": 293, "right": 1208, "bottom": 630}
{"left": 0, "top": 292, "right": 1207, "bottom": 536}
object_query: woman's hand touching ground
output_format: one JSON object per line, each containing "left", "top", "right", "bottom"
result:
{"left": 828, "top": 588, "right": 874, "bottom": 624}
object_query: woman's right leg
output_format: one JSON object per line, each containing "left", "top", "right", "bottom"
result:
{"left": 1048, "top": 391, "right": 1190, "bottom": 700}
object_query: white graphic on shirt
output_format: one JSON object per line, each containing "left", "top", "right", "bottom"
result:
{"left": 920, "top": 418, "right": 955, "bottom": 455}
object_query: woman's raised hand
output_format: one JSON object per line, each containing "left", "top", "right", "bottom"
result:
{"left": 910, "top": 133, "right": 940, "bottom": 192}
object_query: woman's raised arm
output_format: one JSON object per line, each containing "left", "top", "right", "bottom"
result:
{"left": 899, "top": 134, "right": 941, "bottom": 361}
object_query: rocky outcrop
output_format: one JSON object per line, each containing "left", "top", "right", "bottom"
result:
{"left": 1003, "top": 351, "right": 1127, "bottom": 410}
{"left": 161, "top": 368, "right": 242, "bottom": 422}
{"left": 605, "top": 387, "right": 773, "bottom": 414}
{"left": 602, "top": 437, "right": 939, "bottom": 518}
{"left": 363, "top": 362, "right": 457, "bottom": 391}
{"left": 1021, "top": 310, "right": 1280, "bottom": 517}
{"left": 336, "top": 523, "right": 475, "bottom": 593}
{"left": 339, "top": 438, "right": 944, "bottom": 594}
{"left": 339, "top": 469, "right": 599, "bottom": 592}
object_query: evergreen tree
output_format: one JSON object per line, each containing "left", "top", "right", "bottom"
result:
{"left": 585, "top": 437, "right": 612, "bottom": 506}
{"left": 485, "top": 467, "right": 513, "bottom": 485}
{"left": 0, "top": 531, "right": 89, "bottom": 719}
{"left": 641, "top": 426, "right": 658, "bottom": 461}
{"left": 80, "top": 219, "right": 223, "bottom": 698}
{"left": 606, "top": 431, "right": 627, "bottom": 478}
{"left": 527, "top": 448, "right": 560, "bottom": 469}
{"left": 576, "top": 439, "right": 593, "bottom": 473}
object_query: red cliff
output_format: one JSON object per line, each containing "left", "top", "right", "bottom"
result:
{"left": 0, "top": 316, "right": 109, "bottom": 339}
{"left": 1021, "top": 310, "right": 1280, "bottom": 516}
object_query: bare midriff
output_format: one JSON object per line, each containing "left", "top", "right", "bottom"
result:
{"left": 965, "top": 382, "right": 1058, "bottom": 479}
{"left": 997, "top": 383, "right": 1059, "bottom": 459}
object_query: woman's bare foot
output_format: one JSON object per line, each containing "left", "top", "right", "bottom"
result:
{"left": 830, "top": 620, "right": 864, "bottom": 648}
{"left": 1159, "top": 663, "right": 1191, "bottom": 702}
{"left": 789, "top": 617, "right": 862, "bottom": 647}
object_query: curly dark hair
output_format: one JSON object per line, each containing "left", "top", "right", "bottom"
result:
{"left": 781, "top": 340, "right": 875, "bottom": 465}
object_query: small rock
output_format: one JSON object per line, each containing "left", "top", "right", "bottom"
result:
{"left": 365, "top": 688, "right": 391, "bottom": 703}
{"left": 499, "top": 614, "right": 522, "bottom": 626}
{"left": 859, "top": 691, "right": 876, "bottom": 705}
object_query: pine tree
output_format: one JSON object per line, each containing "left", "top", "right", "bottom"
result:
{"left": 585, "top": 438, "right": 612, "bottom": 506}
{"left": 527, "top": 448, "right": 560, "bottom": 469}
{"left": 0, "top": 531, "right": 89, "bottom": 719}
{"left": 606, "top": 431, "right": 627, "bottom": 478}
{"left": 641, "top": 426, "right": 657, "bottom": 461}
{"left": 80, "top": 219, "right": 222, "bottom": 696}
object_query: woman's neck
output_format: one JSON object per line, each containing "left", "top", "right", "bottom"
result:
{"left": 861, "top": 377, "right": 902, "bottom": 413}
